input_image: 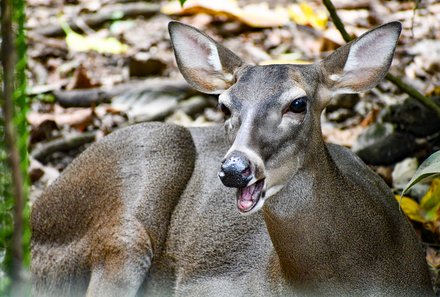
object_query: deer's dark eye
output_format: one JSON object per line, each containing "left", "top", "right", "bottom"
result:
{"left": 289, "top": 97, "right": 307, "bottom": 113}
{"left": 218, "top": 103, "right": 231, "bottom": 118}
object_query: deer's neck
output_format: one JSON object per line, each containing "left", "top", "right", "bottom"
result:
{"left": 263, "top": 137, "right": 348, "bottom": 285}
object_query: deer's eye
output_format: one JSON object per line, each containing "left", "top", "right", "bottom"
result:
{"left": 218, "top": 103, "right": 231, "bottom": 118}
{"left": 289, "top": 97, "right": 307, "bottom": 113}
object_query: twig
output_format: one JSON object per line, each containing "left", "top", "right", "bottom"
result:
{"left": 322, "top": 0, "right": 440, "bottom": 118}
{"left": 322, "top": 0, "right": 352, "bottom": 42}
{"left": 53, "top": 79, "right": 195, "bottom": 107}
{"left": 31, "top": 131, "right": 98, "bottom": 162}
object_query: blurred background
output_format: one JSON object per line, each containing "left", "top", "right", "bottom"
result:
{"left": 1, "top": 0, "right": 440, "bottom": 295}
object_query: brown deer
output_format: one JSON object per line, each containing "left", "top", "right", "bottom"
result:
{"left": 31, "top": 21, "right": 434, "bottom": 296}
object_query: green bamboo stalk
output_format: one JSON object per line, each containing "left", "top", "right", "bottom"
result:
{"left": 322, "top": 0, "right": 440, "bottom": 118}
{"left": 1, "top": 0, "right": 30, "bottom": 294}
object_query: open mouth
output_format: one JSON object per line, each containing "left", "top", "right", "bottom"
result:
{"left": 237, "top": 179, "right": 265, "bottom": 213}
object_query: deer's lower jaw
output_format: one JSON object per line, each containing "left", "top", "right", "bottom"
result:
{"left": 237, "top": 179, "right": 265, "bottom": 214}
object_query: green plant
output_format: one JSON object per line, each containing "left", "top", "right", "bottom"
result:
{"left": 1, "top": 0, "right": 30, "bottom": 295}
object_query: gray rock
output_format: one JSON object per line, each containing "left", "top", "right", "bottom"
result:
{"left": 352, "top": 123, "right": 418, "bottom": 165}
{"left": 382, "top": 96, "right": 440, "bottom": 137}
{"left": 392, "top": 157, "right": 418, "bottom": 190}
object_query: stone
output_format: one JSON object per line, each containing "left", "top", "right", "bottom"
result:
{"left": 352, "top": 122, "right": 418, "bottom": 165}
{"left": 382, "top": 96, "right": 440, "bottom": 137}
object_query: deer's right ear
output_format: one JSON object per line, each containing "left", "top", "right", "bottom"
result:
{"left": 169, "top": 21, "right": 244, "bottom": 94}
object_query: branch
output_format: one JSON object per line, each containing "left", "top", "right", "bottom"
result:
{"left": 52, "top": 79, "right": 196, "bottom": 107}
{"left": 322, "top": 0, "right": 352, "bottom": 42}
{"left": 322, "top": 0, "right": 440, "bottom": 118}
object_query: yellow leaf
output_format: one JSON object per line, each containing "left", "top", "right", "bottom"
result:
{"left": 62, "top": 21, "right": 128, "bottom": 54}
{"left": 419, "top": 178, "right": 440, "bottom": 221}
{"left": 395, "top": 195, "right": 426, "bottom": 223}
{"left": 288, "top": 3, "right": 328, "bottom": 30}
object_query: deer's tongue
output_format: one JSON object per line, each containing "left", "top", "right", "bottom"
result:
{"left": 237, "top": 180, "right": 264, "bottom": 213}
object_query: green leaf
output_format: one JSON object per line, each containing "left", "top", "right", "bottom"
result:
{"left": 179, "top": 0, "right": 187, "bottom": 7}
{"left": 402, "top": 150, "right": 440, "bottom": 196}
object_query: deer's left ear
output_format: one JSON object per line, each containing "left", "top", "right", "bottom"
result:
{"left": 169, "top": 21, "right": 244, "bottom": 94}
{"left": 320, "top": 22, "right": 402, "bottom": 95}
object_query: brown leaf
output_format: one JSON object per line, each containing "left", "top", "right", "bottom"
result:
{"left": 426, "top": 247, "right": 440, "bottom": 269}
{"left": 67, "top": 64, "right": 100, "bottom": 90}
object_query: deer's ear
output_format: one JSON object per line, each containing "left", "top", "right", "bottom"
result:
{"left": 169, "top": 21, "right": 244, "bottom": 94}
{"left": 321, "top": 22, "right": 401, "bottom": 95}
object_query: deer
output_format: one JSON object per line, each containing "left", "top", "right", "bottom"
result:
{"left": 30, "top": 21, "right": 434, "bottom": 297}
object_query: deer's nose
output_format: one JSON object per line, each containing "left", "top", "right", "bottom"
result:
{"left": 218, "top": 151, "right": 252, "bottom": 188}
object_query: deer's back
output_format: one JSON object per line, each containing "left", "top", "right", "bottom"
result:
{"left": 31, "top": 122, "right": 196, "bottom": 295}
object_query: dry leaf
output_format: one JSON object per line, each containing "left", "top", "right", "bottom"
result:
{"left": 288, "top": 3, "right": 328, "bottom": 30}
{"left": 426, "top": 247, "right": 440, "bottom": 269}
{"left": 162, "top": 0, "right": 290, "bottom": 28}
{"left": 67, "top": 65, "right": 100, "bottom": 90}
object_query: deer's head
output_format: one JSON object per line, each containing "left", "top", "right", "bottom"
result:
{"left": 169, "top": 21, "right": 401, "bottom": 214}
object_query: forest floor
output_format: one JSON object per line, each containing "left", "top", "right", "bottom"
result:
{"left": 26, "top": 0, "right": 440, "bottom": 293}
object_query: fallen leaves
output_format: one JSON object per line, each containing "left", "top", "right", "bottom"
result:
{"left": 426, "top": 247, "right": 440, "bottom": 269}
{"left": 162, "top": 0, "right": 328, "bottom": 29}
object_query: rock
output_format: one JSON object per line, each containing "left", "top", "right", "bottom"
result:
{"left": 392, "top": 158, "right": 418, "bottom": 190}
{"left": 352, "top": 123, "right": 418, "bottom": 165}
{"left": 382, "top": 96, "right": 440, "bottom": 137}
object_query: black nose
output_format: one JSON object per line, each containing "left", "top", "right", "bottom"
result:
{"left": 218, "top": 151, "right": 252, "bottom": 188}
